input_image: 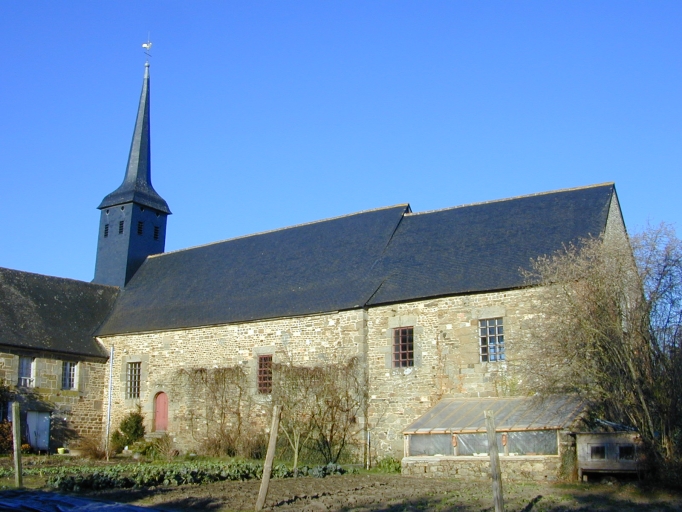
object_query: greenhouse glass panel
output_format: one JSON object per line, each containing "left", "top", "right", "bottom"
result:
{"left": 508, "top": 431, "right": 558, "bottom": 455}
{"left": 456, "top": 433, "right": 504, "bottom": 455}
{"left": 409, "top": 434, "right": 453, "bottom": 456}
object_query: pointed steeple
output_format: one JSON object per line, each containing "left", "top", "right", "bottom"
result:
{"left": 98, "top": 62, "right": 170, "bottom": 213}
{"left": 94, "top": 61, "right": 171, "bottom": 288}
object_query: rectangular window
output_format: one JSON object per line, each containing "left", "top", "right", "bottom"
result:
{"left": 393, "top": 327, "right": 414, "bottom": 367}
{"left": 118, "top": 220, "right": 124, "bottom": 234}
{"left": 137, "top": 221, "right": 144, "bottom": 235}
{"left": 479, "top": 318, "right": 505, "bottom": 362}
{"left": 153, "top": 226, "right": 160, "bottom": 241}
{"left": 18, "top": 357, "right": 34, "bottom": 387}
{"left": 62, "top": 361, "right": 78, "bottom": 390}
{"left": 126, "top": 362, "right": 141, "bottom": 399}
{"left": 590, "top": 445, "right": 606, "bottom": 460}
{"left": 619, "top": 445, "right": 635, "bottom": 460}
{"left": 258, "top": 355, "right": 272, "bottom": 394}
{"left": 104, "top": 224, "right": 109, "bottom": 237}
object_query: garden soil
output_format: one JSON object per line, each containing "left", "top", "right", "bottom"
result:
{"left": 79, "top": 474, "right": 682, "bottom": 511}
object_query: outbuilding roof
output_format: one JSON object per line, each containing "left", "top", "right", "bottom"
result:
{"left": 403, "top": 396, "right": 586, "bottom": 434}
{"left": 97, "top": 183, "right": 617, "bottom": 336}
{"left": 0, "top": 268, "right": 118, "bottom": 359}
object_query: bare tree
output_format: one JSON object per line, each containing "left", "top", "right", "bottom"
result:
{"left": 178, "top": 365, "right": 255, "bottom": 456}
{"left": 517, "top": 224, "right": 682, "bottom": 463}
{"left": 273, "top": 357, "right": 366, "bottom": 467}
{"left": 272, "top": 364, "right": 320, "bottom": 475}
{"left": 309, "top": 357, "right": 366, "bottom": 464}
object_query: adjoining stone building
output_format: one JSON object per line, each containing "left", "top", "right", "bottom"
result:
{"left": 0, "top": 267, "right": 118, "bottom": 448}
{"left": 0, "top": 61, "right": 629, "bottom": 466}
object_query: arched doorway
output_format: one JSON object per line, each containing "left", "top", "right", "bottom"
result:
{"left": 154, "top": 392, "right": 168, "bottom": 432}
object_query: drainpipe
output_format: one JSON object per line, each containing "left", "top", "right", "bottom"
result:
{"left": 104, "top": 345, "right": 114, "bottom": 461}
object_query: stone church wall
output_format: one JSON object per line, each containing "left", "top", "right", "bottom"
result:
{"left": 0, "top": 351, "right": 106, "bottom": 446}
{"left": 366, "top": 286, "right": 542, "bottom": 458}
{"left": 99, "top": 309, "right": 366, "bottom": 452}
{"left": 99, "top": 285, "right": 542, "bottom": 461}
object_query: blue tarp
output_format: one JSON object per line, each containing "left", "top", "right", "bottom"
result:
{"left": 0, "top": 491, "right": 158, "bottom": 511}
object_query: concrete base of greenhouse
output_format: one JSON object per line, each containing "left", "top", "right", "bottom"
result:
{"left": 401, "top": 455, "right": 562, "bottom": 481}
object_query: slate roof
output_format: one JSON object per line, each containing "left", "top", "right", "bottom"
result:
{"left": 403, "top": 396, "right": 585, "bottom": 434}
{"left": 0, "top": 268, "right": 118, "bottom": 359}
{"left": 98, "top": 205, "right": 410, "bottom": 335}
{"left": 368, "top": 183, "right": 615, "bottom": 305}
{"left": 97, "top": 183, "right": 617, "bottom": 336}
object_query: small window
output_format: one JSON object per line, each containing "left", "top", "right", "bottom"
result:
{"left": 137, "top": 221, "right": 144, "bottom": 235}
{"left": 104, "top": 224, "right": 109, "bottom": 237}
{"left": 258, "top": 355, "right": 272, "bottom": 394}
{"left": 619, "top": 445, "right": 635, "bottom": 460}
{"left": 126, "top": 362, "right": 141, "bottom": 399}
{"left": 590, "top": 445, "right": 606, "bottom": 459}
{"left": 153, "top": 226, "right": 160, "bottom": 241}
{"left": 18, "top": 357, "right": 34, "bottom": 387}
{"left": 118, "top": 220, "right": 124, "bottom": 234}
{"left": 480, "top": 318, "right": 505, "bottom": 362}
{"left": 393, "top": 327, "right": 414, "bottom": 367}
{"left": 62, "top": 361, "right": 78, "bottom": 390}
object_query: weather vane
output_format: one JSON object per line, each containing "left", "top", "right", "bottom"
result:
{"left": 142, "top": 34, "right": 152, "bottom": 63}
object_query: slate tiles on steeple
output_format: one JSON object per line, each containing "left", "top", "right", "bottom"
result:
{"left": 98, "top": 63, "right": 170, "bottom": 214}
{"left": 97, "top": 184, "right": 617, "bottom": 336}
{"left": 0, "top": 268, "right": 118, "bottom": 359}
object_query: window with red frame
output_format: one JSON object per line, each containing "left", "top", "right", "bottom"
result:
{"left": 393, "top": 327, "right": 414, "bottom": 367}
{"left": 258, "top": 355, "right": 273, "bottom": 394}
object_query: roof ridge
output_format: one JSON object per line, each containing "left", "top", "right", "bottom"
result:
{"left": 0, "top": 266, "right": 119, "bottom": 290}
{"left": 406, "top": 182, "right": 615, "bottom": 217}
{"left": 152, "top": 203, "right": 411, "bottom": 258}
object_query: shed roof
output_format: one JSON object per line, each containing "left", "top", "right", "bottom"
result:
{"left": 97, "top": 183, "right": 616, "bottom": 336}
{"left": 0, "top": 268, "right": 118, "bottom": 359}
{"left": 403, "top": 396, "right": 585, "bottom": 434}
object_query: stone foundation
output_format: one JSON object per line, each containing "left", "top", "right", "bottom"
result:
{"left": 401, "top": 455, "right": 561, "bottom": 481}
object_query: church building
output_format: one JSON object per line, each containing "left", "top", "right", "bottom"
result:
{"left": 0, "top": 62, "right": 627, "bottom": 466}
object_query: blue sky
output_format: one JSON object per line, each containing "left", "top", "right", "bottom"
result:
{"left": 1, "top": 1, "right": 680, "bottom": 282}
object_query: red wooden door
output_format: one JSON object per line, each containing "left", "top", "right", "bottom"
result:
{"left": 154, "top": 392, "right": 168, "bottom": 431}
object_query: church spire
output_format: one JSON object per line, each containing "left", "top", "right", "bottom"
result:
{"left": 94, "top": 60, "right": 171, "bottom": 288}
{"left": 98, "top": 62, "right": 170, "bottom": 214}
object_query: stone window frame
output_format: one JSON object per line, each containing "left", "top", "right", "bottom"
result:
{"left": 252, "top": 346, "right": 276, "bottom": 397}
{"left": 18, "top": 356, "right": 35, "bottom": 388}
{"left": 392, "top": 327, "right": 414, "bottom": 368}
{"left": 385, "top": 316, "right": 423, "bottom": 370}
{"left": 471, "top": 306, "right": 507, "bottom": 365}
{"left": 120, "top": 354, "right": 149, "bottom": 404}
{"left": 126, "top": 362, "right": 142, "bottom": 399}
{"left": 257, "top": 355, "right": 273, "bottom": 394}
{"left": 61, "top": 360, "right": 79, "bottom": 390}
{"left": 479, "top": 317, "right": 505, "bottom": 363}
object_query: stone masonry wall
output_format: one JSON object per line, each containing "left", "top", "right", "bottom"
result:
{"left": 366, "top": 287, "right": 542, "bottom": 458}
{"left": 401, "top": 455, "right": 561, "bottom": 481}
{"left": 0, "top": 351, "right": 106, "bottom": 445}
{"left": 100, "top": 286, "right": 544, "bottom": 459}
{"left": 99, "top": 309, "right": 365, "bottom": 452}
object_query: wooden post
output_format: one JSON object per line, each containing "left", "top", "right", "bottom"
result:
{"left": 12, "top": 402, "right": 23, "bottom": 488}
{"left": 255, "top": 404, "right": 281, "bottom": 512}
{"left": 484, "top": 410, "right": 504, "bottom": 512}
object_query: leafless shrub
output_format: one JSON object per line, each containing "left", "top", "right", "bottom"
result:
{"left": 517, "top": 224, "right": 682, "bottom": 466}
{"left": 75, "top": 435, "right": 111, "bottom": 460}
{"left": 273, "top": 357, "right": 366, "bottom": 470}
{"left": 177, "top": 365, "right": 257, "bottom": 457}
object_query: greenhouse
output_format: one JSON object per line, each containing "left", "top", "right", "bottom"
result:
{"left": 403, "top": 395, "right": 584, "bottom": 457}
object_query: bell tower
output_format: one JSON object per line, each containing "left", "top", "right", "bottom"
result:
{"left": 94, "top": 62, "right": 171, "bottom": 287}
